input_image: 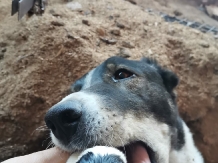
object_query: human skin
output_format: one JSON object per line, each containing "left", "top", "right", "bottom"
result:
{"left": 2, "top": 147, "right": 70, "bottom": 163}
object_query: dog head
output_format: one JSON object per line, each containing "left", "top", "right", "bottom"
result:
{"left": 45, "top": 56, "right": 184, "bottom": 163}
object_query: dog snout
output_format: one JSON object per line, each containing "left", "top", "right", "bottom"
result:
{"left": 45, "top": 100, "right": 82, "bottom": 141}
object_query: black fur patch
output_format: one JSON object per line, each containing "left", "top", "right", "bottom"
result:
{"left": 175, "top": 117, "right": 185, "bottom": 150}
{"left": 141, "top": 57, "right": 179, "bottom": 99}
{"left": 140, "top": 57, "right": 185, "bottom": 150}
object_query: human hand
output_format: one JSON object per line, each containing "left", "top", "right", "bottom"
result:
{"left": 2, "top": 147, "right": 70, "bottom": 163}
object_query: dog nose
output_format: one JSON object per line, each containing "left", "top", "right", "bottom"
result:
{"left": 45, "top": 100, "right": 82, "bottom": 141}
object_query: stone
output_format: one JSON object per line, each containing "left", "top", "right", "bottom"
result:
{"left": 110, "top": 29, "right": 121, "bottom": 36}
{"left": 51, "top": 21, "right": 65, "bottom": 26}
{"left": 1, "top": 48, "right": 6, "bottom": 53}
{"left": 122, "top": 41, "right": 135, "bottom": 48}
{"left": 126, "top": 0, "right": 137, "bottom": 5}
{"left": 143, "top": 26, "right": 148, "bottom": 32}
{"left": 0, "top": 52, "right": 4, "bottom": 60}
{"left": 99, "top": 37, "right": 117, "bottom": 45}
{"left": 66, "top": 2, "right": 82, "bottom": 11}
{"left": 173, "top": 10, "right": 182, "bottom": 16}
{"left": 199, "top": 41, "right": 210, "bottom": 48}
{"left": 82, "top": 20, "right": 91, "bottom": 26}
{"left": 96, "top": 28, "right": 105, "bottom": 36}
{"left": 116, "top": 22, "right": 125, "bottom": 29}
{"left": 49, "top": 9, "right": 62, "bottom": 17}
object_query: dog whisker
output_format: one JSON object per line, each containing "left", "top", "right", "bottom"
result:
{"left": 94, "top": 135, "right": 98, "bottom": 147}
{"left": 108, "top": 126, "right": 114, "bottom": 147}
{"left": 118, "top": 134, "right": 126, "bottom": 156}
{"left": 42, "top": 136, "right": 51, "bottom": 147}
{"left": 67, "top": 138, "right": 78, "bottom": 150}
{"left": 87, "top": 134, "right": 92, "bottom": 148}
{"left": 98, "top": 132, "right": 102, "bottom": 144}
{"left": 46, "top": 140, "right": 54, "bottom": 150}
{"left": 31, "top": 125, "right": 49, "bottom": 136}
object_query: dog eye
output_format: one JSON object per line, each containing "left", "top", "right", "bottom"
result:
{"left": 114, "top": 69, "right": 134, "bottom": 80}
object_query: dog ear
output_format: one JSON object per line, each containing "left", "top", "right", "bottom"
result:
{"left": 70, "top": 74, "right": 86, "bottom": 93}
{"left": 158, "top": 68, "right": 179, "bottom": 93}
{"left": 141, "top": 57, "right": 179, "bottom": 93}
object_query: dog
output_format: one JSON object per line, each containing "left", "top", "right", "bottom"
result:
{"left": 45, "top": 56, "right": 204, "bottom": 163}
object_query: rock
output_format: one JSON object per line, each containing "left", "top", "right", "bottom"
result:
{"left": 0, "top": 42, "right": 7, "bottom": 48}
{"left": 108, "top": 15, "right": 114, "bottom": 20}
{"left": 205, "top": 5, "right": 218, "bottom": 21}
{"left": 82, "top": 20, "right": 91, "bottom": 26}
{"left": 173, "top": 10, "right": 182, "bottom": 16}
{"left": 199, "top": 41, "right": 210, "bottom": 48}
{"left": 99, "top": 37, "right": 117, "bottom": 45}
{"left": 114, "top": 14, "right": 120, "bottom": 18}
{"left": 110, "top": 29, "right": 121, "bottom": 36}
{"left": 107, "top": 5, "right": 113, "bottom": 10}
{"left": 147, "top": 49, "right": 153, "bottom": 55}
{"left": 66, "top": 2, "right": 82, "bottom": 11}
{"left": 51, "top": 21, "right": 65, "bottom": 26}
{"left": 49, "top": 9, "right": 62, "bottom": 17}
{"left": 0, "top": 47, "right": 6, "bottom": 59}
{"left": 81, "top": 35, "right": 89, "bottom": 40}
{"left": 0, "top": 52, "right": 4, "bottom": 60}
{"left": 1, "top": 48, "right": 6, "bottom": 53}
{"left": 214, "top": 66, "right": 218, "bottom": 75}
{"left": 214, "top": 35, "right": 218, "bottom": 39}
{"left": 96, "top": 28, "right": 106, "bottom": 36}
{"left": 126, "top": 0, "right": 137, "bottom": 5}
{"left": 122, "top": 41, "right": 135, "bottom": 48}
{"left": 116, "top": 47, "right": 131, "bottom": 58}
{"left": 143, "top": 26, "right": 148, "bottom": 32}
{"left": 68, "top": 72, "right": 72, "bottom": 77}
{"left": 143, "top": 20, "right": 148, "bottom": 25}
{"left": 67, "top": 34, "right": 76, "bottom": 40}
{"left": 167, "top": 28, "right": 176, "bottom": 36}
{"left": 116, "top": 22, "right": 125, "bottom": 29}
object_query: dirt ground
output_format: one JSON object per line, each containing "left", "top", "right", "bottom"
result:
{"left": 0, "top": 0, "right": 218, "bottom": 163}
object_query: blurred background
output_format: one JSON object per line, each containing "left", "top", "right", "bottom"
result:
{"left": 0, "top": 0, "right": 217, "bottom": 163}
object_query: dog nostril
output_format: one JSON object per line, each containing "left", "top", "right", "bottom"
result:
{"left": 61, "top": 110, "right": 82, "bottom": 125}
{"left": 47, "top": 120, "right": 56, "bottom": 132}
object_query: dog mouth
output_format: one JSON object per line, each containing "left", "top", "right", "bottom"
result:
{"left": 51, "top": 131, "right": 156, "bottom": 163}
{"left": 117, "top": 141, "right": 155, "bottom": 163}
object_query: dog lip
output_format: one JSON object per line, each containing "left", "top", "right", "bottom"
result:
{"left": 116, "top": 141, "right": 156, "bottom": 163}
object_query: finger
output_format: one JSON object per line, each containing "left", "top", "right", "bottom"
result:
{"left": 2, "top": 147, "right": 70, "bottom": 163}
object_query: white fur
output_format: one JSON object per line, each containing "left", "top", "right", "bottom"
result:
{"left": 51, "top": 133, "right": 71, "bottom": 152}
{"left": 82, "top": 69, "right": 95, "bottom": 89}
{"left": 67, "top": 146, "right": 126, "bottom": 163}
{"left": 118, "top": 115, "right": 171, "bottom": 163}
{"left": 169, "top": 121, "right": 204, "bottom": 163}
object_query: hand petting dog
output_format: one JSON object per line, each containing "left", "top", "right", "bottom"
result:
{"left": 2, "top": 147, "right": 69, "bottom": 163}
